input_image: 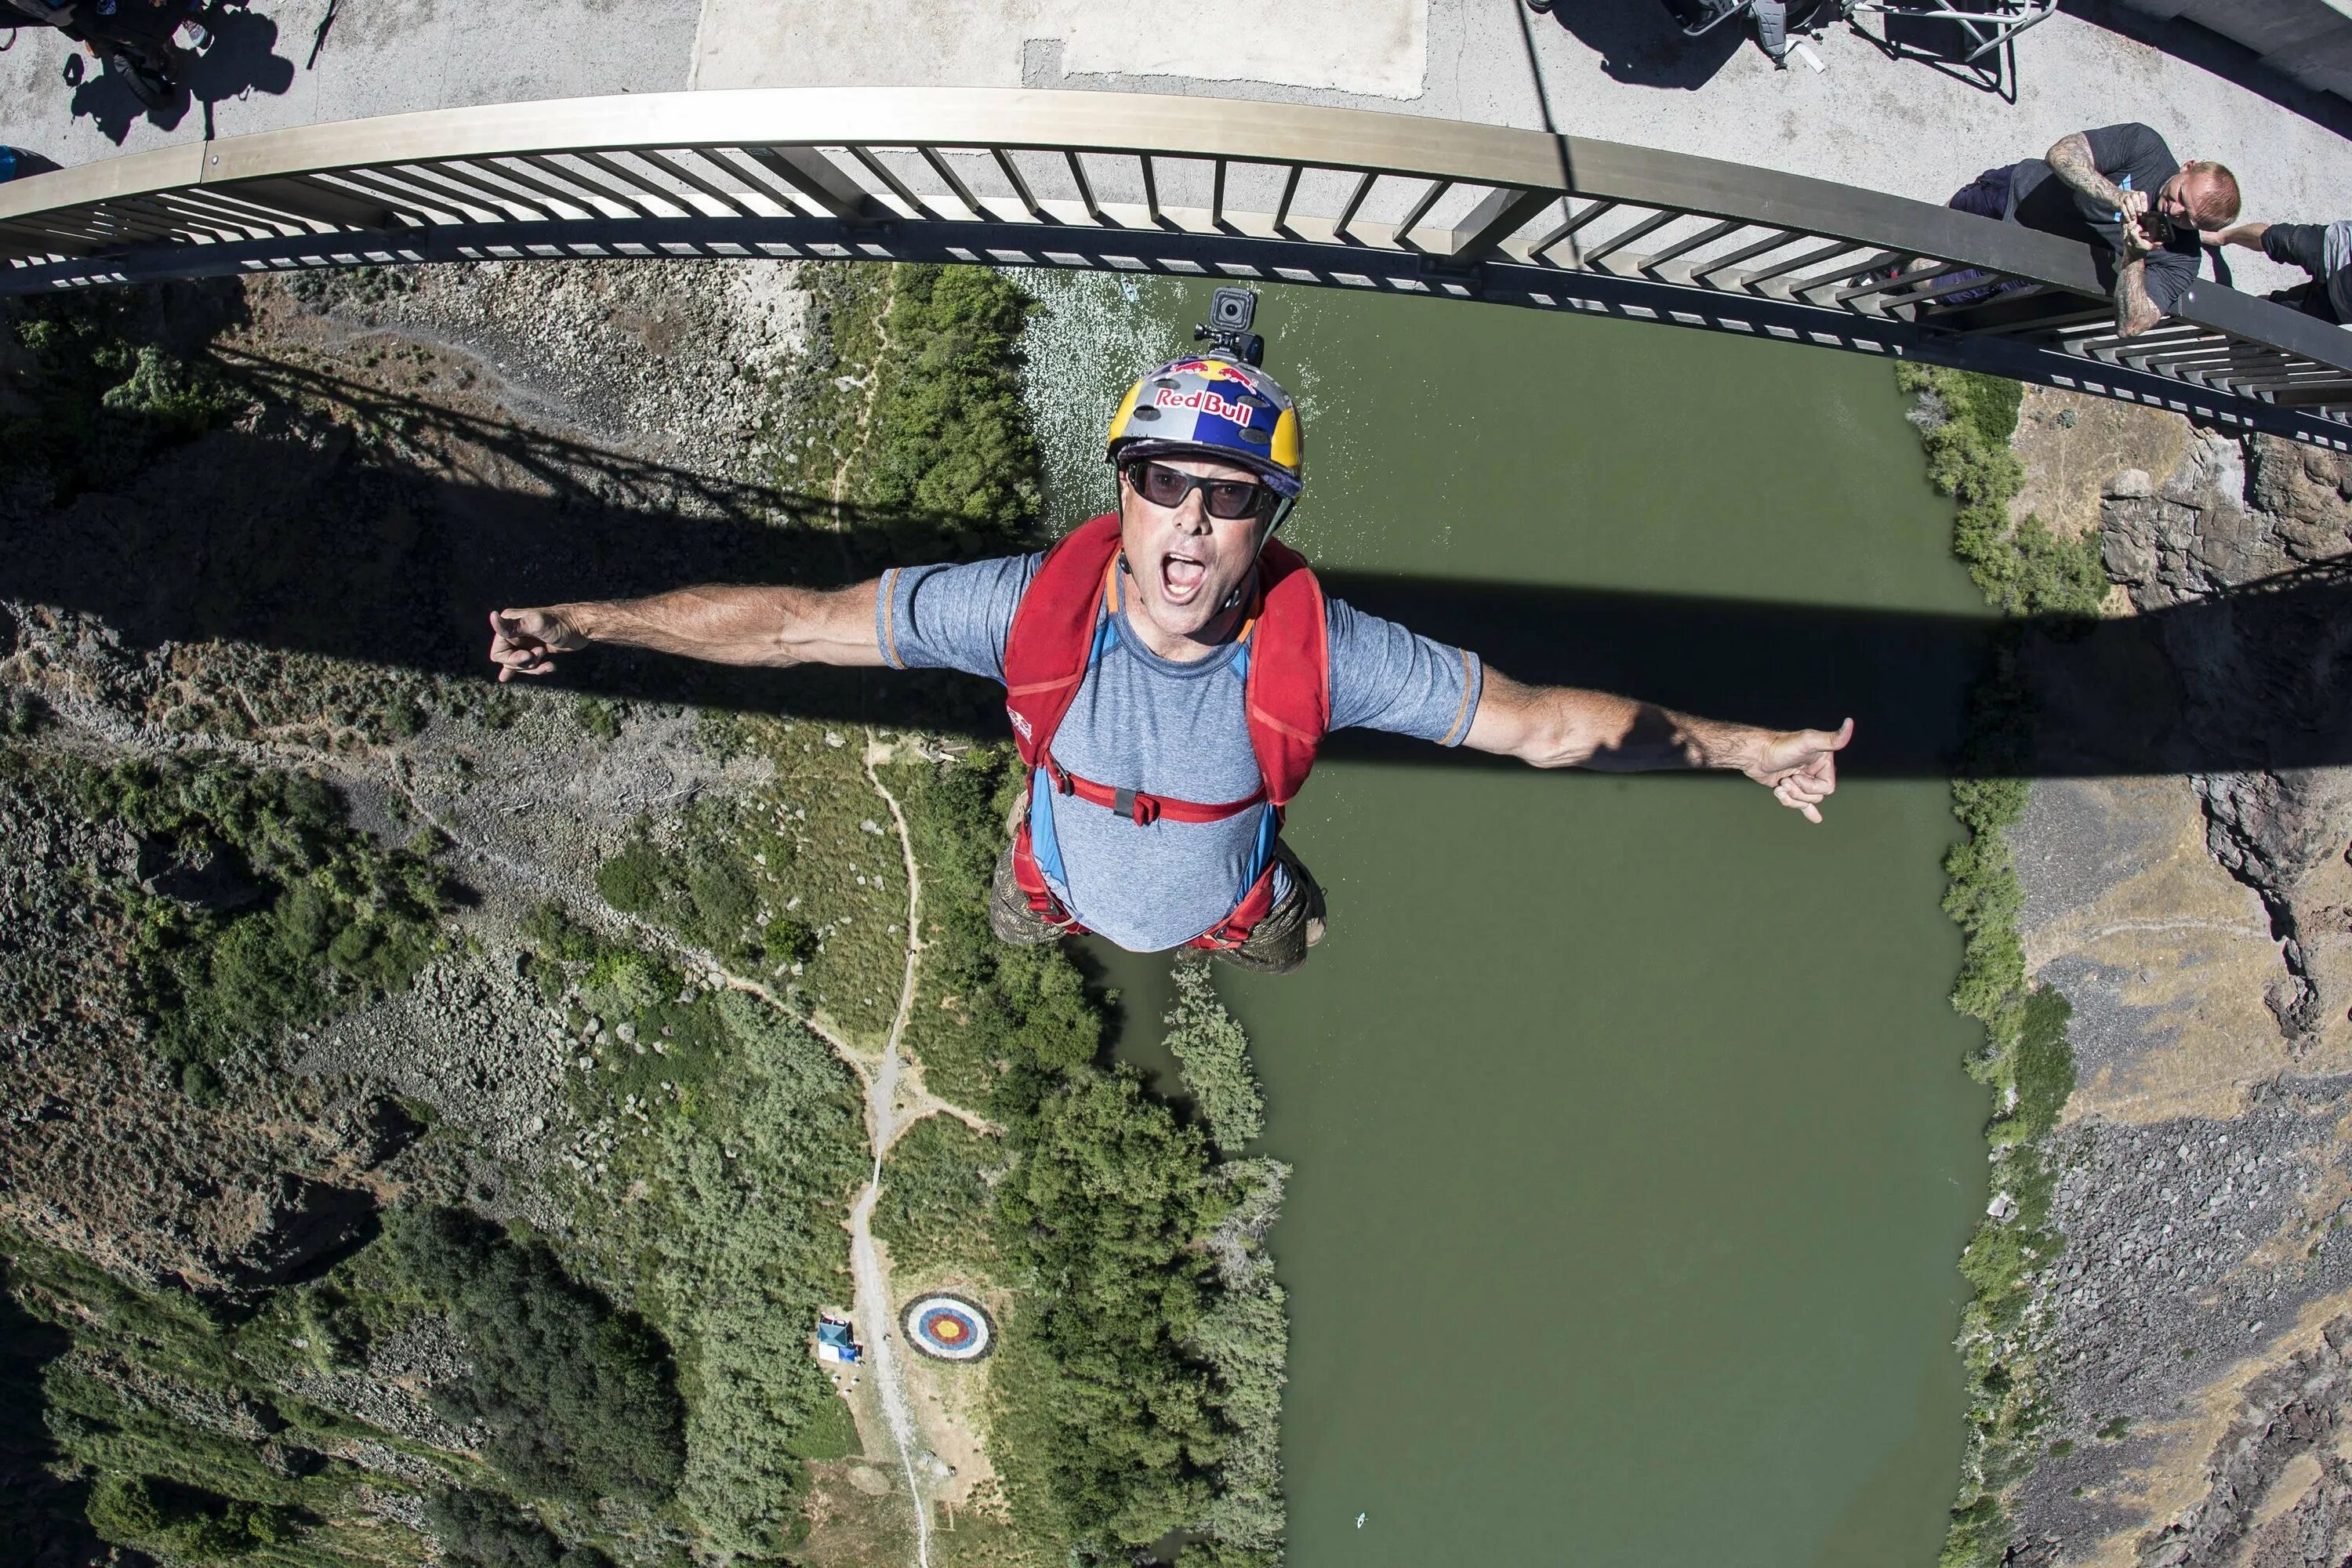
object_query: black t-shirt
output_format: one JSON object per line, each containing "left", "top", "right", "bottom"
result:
{"left": 2006, "top": 122, "right": 2201, "bottom": 313}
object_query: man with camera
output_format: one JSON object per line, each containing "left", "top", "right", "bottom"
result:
{"left": 1945, "top": 123, "right": 2241, "bottom": 338}
{"left": 487, "top": 293, "right": 1851, "bottom": 975}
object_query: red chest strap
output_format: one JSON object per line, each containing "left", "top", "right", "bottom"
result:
{"left": 1000, "top": 512, "right": 1330, "bottom": 813}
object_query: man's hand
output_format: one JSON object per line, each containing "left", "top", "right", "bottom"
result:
{"left": 2203, "top": 221, "right": 2267, "bottom": 250}
{"left": 1743, "top": 717, "right": 1853, "bottom": 824}
{"left": 2114, "top": 186, "right": 2151, "bottom": 228}
{"left": 488, "top": 608, "right": 586, "bottom": 682}
{"left": 1465, "top": 673, "right": 1857, "bottom": 821}
{"left": 485, "top": 583, "right": 886, "bottom": 676}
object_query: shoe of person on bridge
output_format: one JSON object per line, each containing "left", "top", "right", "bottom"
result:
{"left": 488, "top": 356, "right": 1853, "bottom": 976}
{"left": 2206, "top": 220, "right": 2352, "bottom": 329}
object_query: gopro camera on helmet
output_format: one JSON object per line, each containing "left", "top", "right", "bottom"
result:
{"left": 1195, "top": 286, "right": 1266, "bottom": 367}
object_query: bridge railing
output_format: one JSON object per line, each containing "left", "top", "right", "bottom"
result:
{"left": 2, "top": 89, "right": 2346, "bottom": 443}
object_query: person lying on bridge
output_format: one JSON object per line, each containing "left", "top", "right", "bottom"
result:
{"left": 487, "top": 356, "right": 1852, "bottom": 975}
{"left": 1944, "top": 122, "right": 2240, "bottom": 338}
{"left": 2204, "top": 219, "right": 2351, "bottom": 328}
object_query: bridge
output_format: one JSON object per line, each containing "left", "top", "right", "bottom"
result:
{"left": 2, "top": 88, "right": 2347, "bottom": 451}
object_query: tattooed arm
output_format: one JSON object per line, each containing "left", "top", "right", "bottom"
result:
{"left": 2112, "top": 253, "right": 2163, "bottom": 337}
{"left": 2046, "top": 130, "right": 2164, "bottom": 336}
{"left": 2045, "top": 132, "right": 2131, "bottom": 215}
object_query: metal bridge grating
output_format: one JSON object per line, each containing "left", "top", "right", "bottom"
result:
{"left": 0, "top": 88, "right": 2344, "bottom": 437}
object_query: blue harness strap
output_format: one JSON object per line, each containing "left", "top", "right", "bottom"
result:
{"left": 1026, "top": 604, "right": 1279, "bottom": 911}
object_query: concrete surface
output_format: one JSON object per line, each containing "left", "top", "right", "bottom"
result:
{"left": 695, "top": 0, "right": 1426, "bottom": 97}
{"left": 1, "top": 0, "right": 2346, "bottom": 298}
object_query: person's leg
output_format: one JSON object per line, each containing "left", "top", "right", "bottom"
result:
{"left": 1928, "top": 169, "right": 2019, "bottom": 306}
{"left": 989, "top": 846, "right": 1073, "bottom": 947}
{"left": 1210, "top": 844, "right": 1327, "bottom": 976}
{"left": 1944, "top": 169, "right": 2010, "bottom": 223}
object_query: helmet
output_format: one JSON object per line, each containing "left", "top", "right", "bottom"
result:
{"left": 1105, "top": 356, "right": 1305, "bottom": 499}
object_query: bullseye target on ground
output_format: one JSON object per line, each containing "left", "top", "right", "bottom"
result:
{"left": 901, "top": 1293, "right": 993, "bottom": 1362}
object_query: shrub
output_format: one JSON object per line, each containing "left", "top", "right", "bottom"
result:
{"left": 990, "top": 1070, "right": 1229, "bottom": 1550}
{"left": 1163, "top": 957, "right": 1264, "bottom": 1154}
{"left": 866, "top": 265, "right": 1044, "bottom": 541}
{"left": 590, "top": 989, "right": 867, "bottom": 1559}
{"left": 86, "top": 1474, "right": 299, "bottom": 1561}
{"left": 762, "top": 916, "right": 817, "bottom": 966}
{"left": 385, "top": 1207, "right": 686, "bottom": 1505}
{"left": 594, "top": 835, "right": 667, "bottom": 916}
{"left": 873, "top": 1115, "right": 1002, "bottom": 1276}
{"left": 583, "top": 949, "right": 673, "bottom": 1017}
{"left": 683, "top": 850, "right": 760, "bottom": 953}
{"left": 894, "top": 749, "right": 1102, "bottom": 1102}
{"left": 574, "top": 698, "right": 622, "bottom": 741}
{"left": 1903, "top": 365, "right": 2087, "bottom": 1567}
{"left": 2, "top": 293, "right": 249, "bottom": 503}
{"left": 1899, "top": 363, "right": 2104, "bottom": 619}
{"left": 66, "top": 757, "right": 446, "bottom": 1082}
{"left": 423, "top": 1487, "right": 613, "bottom": 1568}
{"left": 2001, "top": 986, "right": 2077, "bottom": 1147}
{"left": 521, "top": 900, "right": 600, "bottom": 964}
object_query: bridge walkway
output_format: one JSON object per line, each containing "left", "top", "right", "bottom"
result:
{"left": 2, "top": 0, "right": 2349, "bottom": 314}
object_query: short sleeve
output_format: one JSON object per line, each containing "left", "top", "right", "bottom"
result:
{"left": 1323, "top": 596, "right": 1483, "bottom": 747}
{"left": 2083, "top": 123, "right": 2176, "bottom": 190}
{"left": 874, "top": 554, "right": 1040, "bottom": 683}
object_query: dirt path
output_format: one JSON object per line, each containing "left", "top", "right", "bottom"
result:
{"left": 845, "top": 731, "right": 935, "bottom": 1568}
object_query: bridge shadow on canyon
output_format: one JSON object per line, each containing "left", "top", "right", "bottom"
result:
{"left": 9, "top": 351, "right": 2347, "bottom": 784}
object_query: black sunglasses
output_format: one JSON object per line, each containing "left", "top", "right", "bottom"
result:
{"left": 1122, "top": 460, "right": 1271, "bottom": 521}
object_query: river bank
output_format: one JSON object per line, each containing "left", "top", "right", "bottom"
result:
{"left": 0, "top": 260, "right": 1285, "bottom": 1568}
{"left": 1914, "top": 366, "right": 2352, "bottom": 1567}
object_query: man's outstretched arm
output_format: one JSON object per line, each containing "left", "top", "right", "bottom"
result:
{"left": 487, "top": 582, "right": 886, "bottom": 681}
{"left": 1462, "top": 670, "right": 1853, "bottom": 823}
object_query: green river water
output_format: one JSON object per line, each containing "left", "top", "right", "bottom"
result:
{"left": 1024, "top": 274, "right": 1997, "bottom": 1567}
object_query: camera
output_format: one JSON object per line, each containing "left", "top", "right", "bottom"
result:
{"left": 1194, "top": 286, "right": 1266, "bottom": 366}
{"left": 2136, "top": 209, "right": 2176, "bottom": 246}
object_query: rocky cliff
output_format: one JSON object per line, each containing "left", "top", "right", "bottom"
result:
{"left": 1998, "top": 391, "right": 2352, "bottom": 1568}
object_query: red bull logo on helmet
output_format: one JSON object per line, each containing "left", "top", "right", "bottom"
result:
{"left": 1152, "top": 385, "right": 1261, "bottom": 427}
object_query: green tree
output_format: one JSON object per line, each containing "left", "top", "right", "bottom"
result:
{"left": 992, "top": 1070, "right": 1229, "bottom": 1549}
{"left": 1163, "top": 956, "right": 1264, "bottom": 1154}
{"left": 1899, "top": 363, "right": 2104, "bottom": 618}
{"left": 423, "top": 1486, "right": 613, "bottom": 1568}
{"left": 65, "top": 757, "right": 446, "bottom": 1091}
{"left": 85, "top": 1474, "right": 299, "bottom": 1562}
{"left": 873, "top": 1115, "right": 1004, "bottom": 1275}
{"left": 867, "top": 265, "right": 1044, "bottom": 538}
{"left": 385, "top": 1207, "right": 687, "bottom": 1505}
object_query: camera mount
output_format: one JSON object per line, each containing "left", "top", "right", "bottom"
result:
{"left": 1193, "top": 285, "right": 1266, "bottom": 366}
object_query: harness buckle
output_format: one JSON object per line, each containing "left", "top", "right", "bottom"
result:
{"left": 1112, "top": 787, "right": 1161, "bottom": 826}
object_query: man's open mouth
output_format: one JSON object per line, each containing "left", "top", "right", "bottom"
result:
{"left": 1161, "top": 551, "right": 1209, "bottom": 604}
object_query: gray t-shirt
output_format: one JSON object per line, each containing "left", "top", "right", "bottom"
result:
{"left": 877, "top": 552, "right": 1483, "bottom": 951}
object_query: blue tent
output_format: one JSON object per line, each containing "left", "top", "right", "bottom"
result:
{"left": 816, "top": 1318, "right": 862, "bottom": 1364}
